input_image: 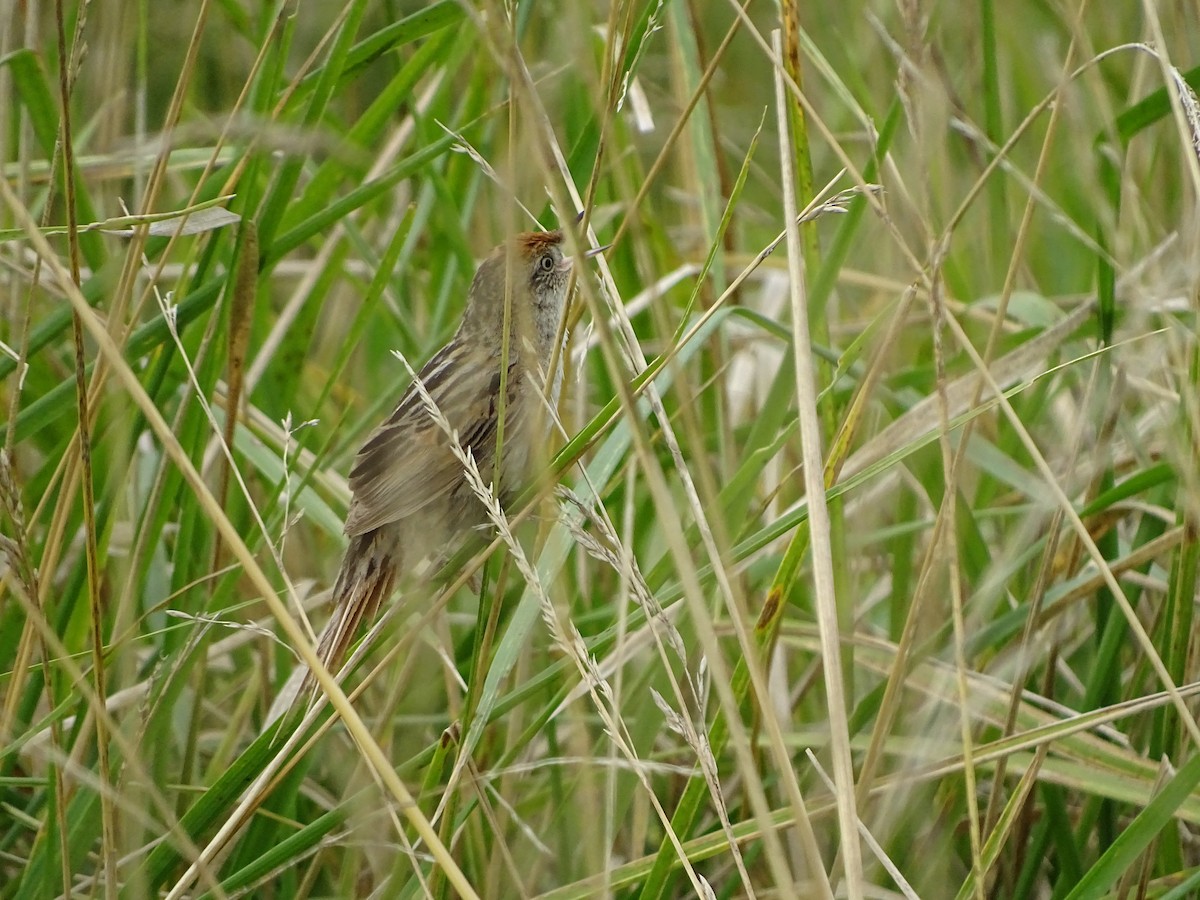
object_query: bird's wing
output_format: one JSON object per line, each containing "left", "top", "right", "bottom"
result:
{"left": 342, "top": 345, "right": 518, "bottom": 536}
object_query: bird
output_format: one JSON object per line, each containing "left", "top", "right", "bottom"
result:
{"left": 270, "top": 227, "right": 604, "bottom": 722}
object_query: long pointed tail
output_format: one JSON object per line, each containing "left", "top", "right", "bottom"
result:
{"left": 315, "top": 528, "right": 401, "bottom": 677}
{"left": 265, "top": 528, "right": 400, "bottom": 727}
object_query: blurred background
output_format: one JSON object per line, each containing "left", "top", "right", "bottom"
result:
{"left": 2, "top": 1, "right": 1200, "bottom": 897}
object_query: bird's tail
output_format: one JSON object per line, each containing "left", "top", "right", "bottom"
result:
{"left": 264, "top": 529, "right": 400, "bottom": 727}
{"left": 315, "top": 528, "right": 401, "bottom": 678}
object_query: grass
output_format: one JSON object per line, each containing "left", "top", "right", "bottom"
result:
{"left": 2, "top": 1, "right": 1200, "bottom": 897}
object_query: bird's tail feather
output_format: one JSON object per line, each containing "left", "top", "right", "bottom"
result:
{"left": 264, "top": 529, "right": 400, "bottom": 728}
{"left": 315, "top": 529, "right": 400, "bottom": 678}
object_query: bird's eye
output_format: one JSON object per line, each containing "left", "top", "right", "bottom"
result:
{"left": 539, "top": 254, "right": 556, "bottom": 272}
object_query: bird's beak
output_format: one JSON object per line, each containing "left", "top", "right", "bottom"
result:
{"left": 568, "top": 214, "right": 609, "bottom": 260}
{"left": 562, "top": 244, "right": 610, "bottom": 269}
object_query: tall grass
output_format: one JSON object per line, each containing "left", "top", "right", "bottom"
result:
{"left": 2, "top": 1, "right": 1200, "bottom": 897}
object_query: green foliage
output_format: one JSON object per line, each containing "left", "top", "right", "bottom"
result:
{"left": 2, "top": 2, "right": 1200, "bottom": 898}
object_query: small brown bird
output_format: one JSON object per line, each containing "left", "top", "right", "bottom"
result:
{"left": 291, "top": 228, "right": 604, "bottom": 707}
